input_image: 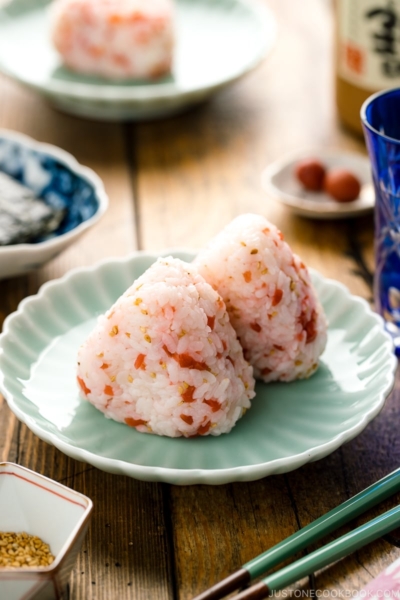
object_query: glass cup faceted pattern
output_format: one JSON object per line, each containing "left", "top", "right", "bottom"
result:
{"left": 361, "top": 87, "right": 400, "bottom": 355}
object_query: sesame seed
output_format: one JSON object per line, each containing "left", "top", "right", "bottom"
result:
{"left": 0, "top": 532, "right": 54, "bottom": 568}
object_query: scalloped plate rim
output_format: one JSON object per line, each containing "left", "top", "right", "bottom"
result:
{"left": 0, "top": 249, "right": 397, "bottom": 485}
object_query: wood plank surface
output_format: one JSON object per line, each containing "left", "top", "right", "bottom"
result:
{"left": 0, "top": 0, "right": 399, "bottom": 599}
{"left": 133, "top": 0, "right": 400, "bottom": 598}
{"left": 0, "top": 77, "right": 174, "bottom": 600}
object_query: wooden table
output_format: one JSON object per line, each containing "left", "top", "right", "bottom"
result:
{"left": 1, "top": 1, "right": 400, "bottom": 598}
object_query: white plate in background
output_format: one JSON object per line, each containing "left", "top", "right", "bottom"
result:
{"left": 0, "top": 0, "right": 276, "bottom": 121}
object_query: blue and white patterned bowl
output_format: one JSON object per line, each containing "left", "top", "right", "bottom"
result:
{"left": 0, "top": 129, "right": 108, "bottom": 279}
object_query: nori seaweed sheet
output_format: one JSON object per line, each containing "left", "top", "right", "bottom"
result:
{"left": 0, "top": 172, "right": 65, "bottom": 245}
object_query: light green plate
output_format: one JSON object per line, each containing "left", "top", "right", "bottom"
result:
{"left": 0, "top": 250, "right": 396, "bottom": 485}
{"left": 0, "top": 0, "right": 276, "bottom": 120}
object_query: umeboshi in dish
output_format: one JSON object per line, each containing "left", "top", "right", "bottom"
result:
{"left": 295, "top": 159, "right": 326, "bottom": 191}
{"left": 323, "top": 168, "right": 361, "bottom": 202}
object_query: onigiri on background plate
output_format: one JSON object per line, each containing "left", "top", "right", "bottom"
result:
{"left": 0, "top": 0, "right": 275, "bottom": 121}
{"left": 0, "top": 250, "right": 396, "bottom": 485}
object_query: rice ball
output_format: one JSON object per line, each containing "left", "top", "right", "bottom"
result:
{"left": 50, "top": 0, "right": 175, "bottom": 80}
{"left": 193, "top": 214, "right": 328, "bottom": 382}
{"left": 77, "top": 257, "right": 255, "bottom": 437}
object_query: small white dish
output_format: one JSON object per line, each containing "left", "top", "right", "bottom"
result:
{"left": 0, "top": 129, "right": 108, "bottom": 279}
{"left": 262, "top": 149, "right": 374, "bottom": 220}
{"left": 0, "top": 0, "right": 276, "bottom": 121}
{"left": 0, "top": 462, "right": 93, "bottom": 600}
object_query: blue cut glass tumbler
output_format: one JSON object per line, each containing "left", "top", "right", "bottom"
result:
{"left": 361, "top": 88, "right": 400, "bottom": 355}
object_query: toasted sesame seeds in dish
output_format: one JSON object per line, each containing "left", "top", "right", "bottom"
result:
{"left": 0, "top": 532, "right": 55, "bottom": 568}
{"left": 0, "top": 462, "right": 93, "bottom": 599}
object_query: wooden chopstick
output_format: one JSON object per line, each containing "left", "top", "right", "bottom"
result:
{"left": 192, "top": 468, "right": 400, "bottom": 600}
{"left": 230, "top": 502, "right": 400, "bottom": 599}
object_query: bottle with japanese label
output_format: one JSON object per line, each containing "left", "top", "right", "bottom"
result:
{"left": 335, "top": 0, "right": 400, "bottom": 135}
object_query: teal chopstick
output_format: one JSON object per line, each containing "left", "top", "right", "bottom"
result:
{"left": 192, "top": 468, "right": 400, "bottom": 600}
{"left": 231, "top": 502, "right": 400, "bottom": 600}
{"left": 245, "top": 467, "right": 400, "bottom": 579}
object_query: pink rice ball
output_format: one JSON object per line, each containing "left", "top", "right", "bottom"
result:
{"left": 50, "top": 0, "right": 175, "bottom": 80}
{"left": 76, "top": 257, "right": 255, "bottom": 438}
{"left": 193, "top": 214, "right": 328, "bottom": 383}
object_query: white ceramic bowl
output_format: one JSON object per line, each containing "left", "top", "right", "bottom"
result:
{"left": 0, "top": 129, "right": 108, "bottom": 279}
{"left": 0, "top": 462, "right": 93, "bottom": 600}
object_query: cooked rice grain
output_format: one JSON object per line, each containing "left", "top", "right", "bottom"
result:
{"left": 51, "top": 0, "right": 175, "bottom": 80}
{"left": 77, "top": 257, "right": 255, "bottom": 437}
{"left": 194, "top": 214, "right": 328, "bottom": 382}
